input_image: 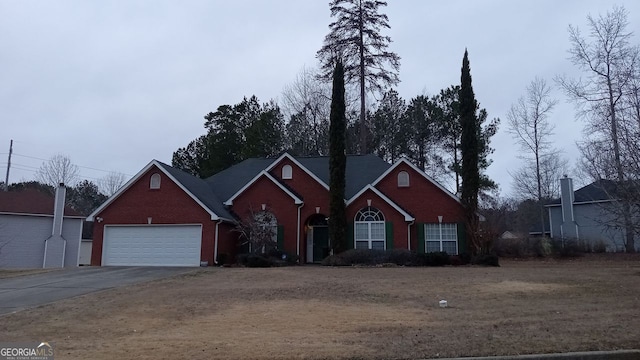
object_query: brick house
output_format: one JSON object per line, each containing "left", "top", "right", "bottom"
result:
{"left": 88, "top": 152, "right": 467, "bottom": 266}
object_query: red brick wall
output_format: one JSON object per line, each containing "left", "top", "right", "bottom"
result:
{"left": 269, "top": 158, "right": 331, "bottom": 260}
{"left": 230, "top": 175, "right": 301, "bottom": 256}
{"left": 374, "top": 162, "right": 466, "bottom": 250}
{"left": 216, "top": 222, "right": 239, "bottom": 264}
{"left": 347, "top": 188, "right": 409, "bottom": 249}
{"left": 91, "top": 165, "right": 219, "bottom": 266}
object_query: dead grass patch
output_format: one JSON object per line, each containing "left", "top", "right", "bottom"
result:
{"left": 0, "top": 268, "right": 57, "bottom": 279}
{"left": 1, "top": 256, "right": 639, "bottom": 359}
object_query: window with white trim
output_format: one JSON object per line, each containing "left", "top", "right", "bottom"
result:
{"left": 425, "top": 223, "right": 458, "bottom": 254}
{"left": 150, "top": 173, "right": 161, "bottom": 189}
{"left": 355, "top": 207, "right": 385, "bottom": 250}
{"left": 282, "top": 164, "right": 293, "bottom": 179}
{"left": 397, "top": 171, "right": 410, "bottom": 187}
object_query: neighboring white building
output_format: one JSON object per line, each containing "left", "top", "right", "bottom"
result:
{"left": 0, "top": 184, "right": 85, "bottom": 268}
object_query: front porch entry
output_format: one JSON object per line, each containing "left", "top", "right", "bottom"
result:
{"left": 306, "top": 214, "right": 329, "bottom": 263}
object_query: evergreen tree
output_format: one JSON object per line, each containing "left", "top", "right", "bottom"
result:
{"left": 172, "top": 96, "right": 284, "bottom": 178}
{"left": 459, "top": 50, "right": 482, "bottom": 255}
{"left": 329, "top": 60, "right": 348, "bottom": 254}
{"left": 67, "top": 180, "right": 108, "bottom": 216}
{"left": 372, "top": 89, "right": 408, "bottom": 163}
{"left": 317, "top": 0, "right": 400, "bottom": 153}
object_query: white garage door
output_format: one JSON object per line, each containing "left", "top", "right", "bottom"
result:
{"left": 103, "top": 225, "right": 202, "bottom": 266}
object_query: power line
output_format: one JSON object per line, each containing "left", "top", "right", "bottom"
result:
{"left": 12, "top": 153, "right": 133, "bottom": 176}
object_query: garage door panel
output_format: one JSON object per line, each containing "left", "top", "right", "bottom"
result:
{"left": 103, "top": 225, "right": 202, "bottom": 267}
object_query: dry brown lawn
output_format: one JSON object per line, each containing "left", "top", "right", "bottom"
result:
{"left": 1, "top": 255, "right": 640, "bottom": 359}
{"left": 0, "top": 268, "right": 56, "bottom": 279}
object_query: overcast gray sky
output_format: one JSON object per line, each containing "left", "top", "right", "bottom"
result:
{"left": 2, "top": 0, "right": 639, "bottom": 197}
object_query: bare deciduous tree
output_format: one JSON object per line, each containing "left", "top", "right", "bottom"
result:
{"left": 507, "top": 77, "right": 560, "bottom": 235}
{"left": 99, "top": 171, "right": 127, "bottom": 196}
{"left": 510, "top": 152, "right": 568, "bottom": 201}
{"left": 556, "top": 6, "right": 640, "bottom": 252}
{"left": 35, "top": 154, "right": 79, "bottom": 187}
{"left": 281, "top": 66, "right": 332, "bottom": 156}
{"left": 233, "top": 208, "right": 278, "bottom": 254}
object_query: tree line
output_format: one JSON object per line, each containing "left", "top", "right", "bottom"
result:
{"left": 171, "top": 1, "right": 640, "bottom": 253}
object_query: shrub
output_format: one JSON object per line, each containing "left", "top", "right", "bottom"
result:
{"left": 592, "top": 240, "right": 607, "bottom": 253}
{"left": 321, "top": 249, "right": 452, "bottom": 267}
{"left": 216, "top": 253, "right": 228, "bottom": 266}
{"left": 416, "top": 252, "right": 451, "bottom": 266}
{"left": 237, "top": 253, "right": 273, "bottom": 267}
{"left": 266, "top": 248, "right": 300, "bottom": 265}
{"left": 493, "top": 236, "right": 530, "bottom": 257}
{"left": 553, "top": 239, "right": 584, "bottom": 258}
{"left": 471, "top": 254, "right": 500, "bottom": 266}
{"left": 321, "top": 249, "right": 388, "bottom": 266}
{"left": 236, "top": 249, "right": 300, "bottom": 268}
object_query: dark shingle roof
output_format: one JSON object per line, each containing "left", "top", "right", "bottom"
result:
{"left": 548, "top": 179, "right": 632, "bottom": 205}
{"left": 297, "top": 154, "right": 391, "bottom": 199}
{"left": 156, "top": 161, "right": 234, "bottom": 220}
{"left": 161, "top": 153, "right": 392, "bottom": 220}
{"left": 0, "top": 188, "right": 83, "bottom": 217}
{"left": 205, "top": 158, "right": 274, "bottom": 201}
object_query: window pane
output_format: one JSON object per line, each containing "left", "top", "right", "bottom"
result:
{"left": 370, "top": 222, "right": 385, "bottom": 240}
{"left": 355, "top": 223, "right": 368, "bottom": 240}
{"left": 425, "top": 224, "right": 439, "bottom": 240}
{"left": 442, "top": 241, "right": 457, "bottom": 255}
{"left": 442, "top": 224, "right": 457, "bottom": 240}
{"left": 371, "top": 241, "right": 385, "bottom": 250}
{"left": 355, "top": 241, "right": 369, "bottom": 249}
{"left": 426, "top": 241, "right": 441, "bottom": 253}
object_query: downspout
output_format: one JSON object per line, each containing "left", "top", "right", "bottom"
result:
{"left": 213, "top": 221, "right": 220, "bottom": 265}
{"left": 296, "top": 203, "right": 304, "bottom": 259}
{"left": 61, "top": 240, "right": 67, "bottom": 267}
{"left": 407, "top": 221, "right": 414, "bottom": 251}
{"left": 42, "top": 241, "right": 48, "bottom": 268}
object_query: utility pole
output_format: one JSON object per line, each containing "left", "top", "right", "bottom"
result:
{"left": 4, "top": 139, "right": 12, "bottom": 191}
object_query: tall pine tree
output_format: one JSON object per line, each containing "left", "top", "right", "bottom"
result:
{"left": 317, "top": 0, "right": 400, "bottom": 154}
{"left": 459, "top": 49, "right": 482, "bottom": 255}
{"left": 329, "top": 60, "right": 348, "bottom": 254}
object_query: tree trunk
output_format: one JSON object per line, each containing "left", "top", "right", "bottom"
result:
{"left": 607, "top": 74, "right": 634, "bottom": 252}
{"left": 358, "top": 0, "right": 367, "bottom": 154}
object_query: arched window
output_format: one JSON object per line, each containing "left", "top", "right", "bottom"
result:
{"left": 397, "top": 171, "right": 410, "bottom": 187}
{"left": 354, "top": 206, "right": 385, "bottom": 250}
{"left": 282, "top": 164, "right": 293, "bottom": 179}
{"left": 150, "top": 173, "right": 161, "bottom": 189}
{"left": 251, "top": 211, "right": 278, "bottom": 253}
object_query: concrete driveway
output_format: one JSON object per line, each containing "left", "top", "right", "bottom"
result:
{"left": 0, "top": 266, "right": 194, "bottom": 315}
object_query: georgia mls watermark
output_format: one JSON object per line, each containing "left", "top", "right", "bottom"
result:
{"left": 0, "top": 342, "right": 54, "bottom": 360}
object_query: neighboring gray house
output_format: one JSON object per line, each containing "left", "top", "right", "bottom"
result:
{"left": 0, "top": 184, "right": 85, "bottom": 268}
{"left": 546, "top": 176, "right": 639, "bottom": 252}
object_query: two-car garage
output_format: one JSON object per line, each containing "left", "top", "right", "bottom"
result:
{"left": 102, "top": 225, "right": 202, "bottom": 267}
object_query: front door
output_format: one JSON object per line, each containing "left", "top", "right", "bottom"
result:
{"left": 312, "top": 226, "right": 329, "bottom": 262}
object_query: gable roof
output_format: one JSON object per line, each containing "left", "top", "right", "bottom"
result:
{"left": 372, "top": 157, "right": 462, "bottom": 205}
{"left": 205, "top": 158, "right": 274, "bottom": 202}
{"left": 157, "top": 161, "right": 234, "bottom": 220}
{"left": 0, "top": 188, "right": 83, "bottom": 217}
{"left": 207, "top": 153, "right": 391, "bottom": 201}
{"left": 297, "top": 154, "right": 392, "bottom": 199}
{"left": 546, "top": 179, "right": 633, "bottom": 206}
{"left": 87, "top": 160, "right": 233, "bottom": 221}
{"left": 224, "top": 170, "right": 303, "bottom": 206}
{"left": 346, "top": 185, "right": 415, "bottom": 221}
